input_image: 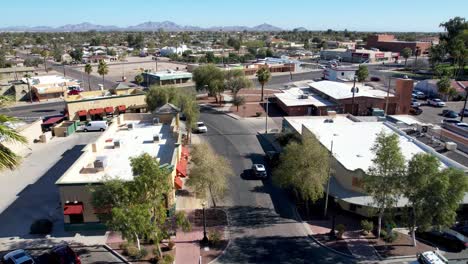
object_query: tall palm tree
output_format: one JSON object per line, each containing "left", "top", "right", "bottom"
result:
{"left": 84, "top": 63, "right": 93, "bottom": 91}
{"left": 97, "top": 60, "right": 109, "bottom": 89}
{"left": 256, "top": 67, "right": 271, "bottom": 101}
{"left": 0, "top": 96, "right": 27, "bottom": 170}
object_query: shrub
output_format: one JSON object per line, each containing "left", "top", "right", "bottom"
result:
{"left": 336, "top": 224, "right": 345, "bottom": 239}
{"left": 255, "top": 112, "right": 262, "bottom": 117}
{"left": 168, "top": 240, "right": 175, "bottom": 249}
{"left": 379, "top": 229, "right": 387, "bottom": 238}
{"left": 208, "top": 229, "right": 222, "bottom": 246}
{"left": 385, "top": 231, "right": 399, "bottom": 243}
{"left": 119, "top": 242, "right": 129, "bottom": 250}
{"left": 361, "top": 220, "right": 373, "bottom": 233}
{"left": 139, "top": 248, "right": 148, "bottom": 258}
{"left": 30, "top": 219, "right": 53, "bottom": 234}
{"left": 161, "top": 254, "right": 174, "bottom": 264}
{"left": 125, "top": 245, "right": 140, "bottom": 259}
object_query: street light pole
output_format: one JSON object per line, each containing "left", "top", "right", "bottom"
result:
{"left": 350, "top": 76, "right": 357, "bottom": 115}
{"left": 324, "top": 139, "right": 334, "bottom": 218}
{"left": 265, "top": 96, "right": 269, "bottom": 134}
{"left": 201, "top": 202, "right": 209, "bottom": 245}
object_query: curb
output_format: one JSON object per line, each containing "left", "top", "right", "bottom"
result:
{"left": 103, "top": 244, "right": 131, "bottom": 263}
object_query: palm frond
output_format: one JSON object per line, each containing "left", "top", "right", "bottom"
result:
{"left": 0, "top": 144, "right": 22, "bottom": 170}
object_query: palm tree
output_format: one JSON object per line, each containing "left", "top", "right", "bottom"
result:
{"left": 97, "top": 60, "right": 109, "bottom": 89}
{"left": 84, "top": 63, "right": 93, "bottom": 91}
{"left": 256, "top": 67, "right": 271, "bottom": 101}
{"left": 23, "top": 74, "right": 32, "bottom": 103}
{"left": 40, "top": 50, "right": 49, "bottom": 73}
{"left": 0, "top": 96, "right": 27, "bottom": 170}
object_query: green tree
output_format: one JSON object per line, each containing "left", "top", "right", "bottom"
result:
{"left": 134, "top": 74, "right": 144, "bottom": 87}
{"left": 192, "top": 64, "right": 225, "bottom": 103}
{"left": 91, "top": 154, "right": 190, "bottom": 253}
{"left": 40, "top": 49, "right": 49, "bottom": 72}
{"left": 363, "top": 132, "right": 405, "bottom": 238}
{"left": 97, "top": 60, "right": 109, "bottom": 89}
{"left": 178, "top": 93, "right": 199, "bottom": 141}
{"left": 429, "top": 43, "right": 447, "bottom": 69}
{"left": 256, "top": 67, "right": 271, "bottom": 101}
{"left": 273, "top": 135, "right": 329, "bottom": 215}
{"left": 224, "top": 69, "right": 252, "bottom": 95}
{"left": 53, "top": 46, "right": 63, "bottom": 62}
{"left": 0, "top": 97, "right": 27, "bottom": 170}
{"left": 69, "top": 48, "right": 83, "bottom": 62}
{"left": 232, "top": 95, "right": 246, "bottom": 112}
{"left": 186, "top": 143, "right": 233, "bottom": 207}
{"left": 437, "top": 75, "right": 454, "bottom": 100}
{"left": 401, "top": 47, "right": 412, "bottom": 67}
{"left": 84, "top": 63, "right": 93, "bottom": 91}
{"left": 0, "top": 49, "right": 6, "bottom": 68}
{"left": 356, "top": 65, "right": 369, "bottom": 82}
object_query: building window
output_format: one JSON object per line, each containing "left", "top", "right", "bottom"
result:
{"left": 341, "top": 72, "right": 344, "bottom": 76}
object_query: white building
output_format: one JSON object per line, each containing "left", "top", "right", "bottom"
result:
{"left": 323, "top": 67, "right": 357, "bottom": 81}
{"left": 160, "top": 45, "right": 189, "bottom": 56}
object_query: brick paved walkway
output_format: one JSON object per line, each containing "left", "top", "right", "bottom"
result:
{"left": 175, "top": 225, "right": 203, "bottom": 264}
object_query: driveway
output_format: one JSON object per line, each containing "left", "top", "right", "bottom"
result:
{"left": 0, "top": 132, "right": 103, "bottom": 251}
{"left": 198, "top": 107, "right": 354, "bottom": 263}
{"left": 413, "top": 100, "right": 466, "bottom": 125}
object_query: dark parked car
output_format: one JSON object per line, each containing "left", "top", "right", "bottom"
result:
{"left": 409, "top": 107, "right": 423, "bottom": 115}
{"left": 460, "top": 108, "right": 468, "bottom": 117}
{"left": 442, "top": 110, "right": 459, "bottom": 118}
{"left": 442, "top": 119, "right": 461, "bottom": 124}
{"left": 415, "top": 229, "right": 467, "bottom": 252}
{"left": 36, "top": 245, "right": 81, "bottom": 264}
{"left": 452, "top": 224, "right": 468, "bottom": 237}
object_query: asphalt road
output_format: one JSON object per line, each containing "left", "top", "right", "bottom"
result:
{"left": 198, "top": 107, "right": 353, "bottom": 264}
{"left": 0, "top": 101, "right": 65, "bottom": 119}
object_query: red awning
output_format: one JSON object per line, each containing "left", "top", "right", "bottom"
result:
{"left": 174, "top": 176, "right": 183, "bottom": 190}
{"left": 105, "top": 107, "right": 114, "bottom": 113}
{"left": 77, "top": 110, "right": 87, "bottom": 117}
{"left": 42, "top": 116, "right": 64, "bottom": 125}
{"left": 89, "top": 108, "right": 104, "bottom": 115}
{"left": 117, "top": 105, "right": 126, "bottom": 112}
{"left": 176, "top": 158, "right": 187, "bottom": 178}
{"left": 64, "top": 204, "right": 83, "bottom": 215}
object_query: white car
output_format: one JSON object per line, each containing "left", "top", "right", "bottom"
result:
{"left": 252, "top": 164, "right": 267, "bottom": 178}
{"left": 3, "top": 249, "right": 35, "bottom": 264}
{"left": 411, "top": 99, "right": 420, "bottom": 108}
{"left": 427, "top": 98, "right": 446, "bottom": 107}
{"left": 414, "top": 91, "right": 426, "bottom": 99}
{"left": 195, "top": 122, "right": 207, "bottom": 133}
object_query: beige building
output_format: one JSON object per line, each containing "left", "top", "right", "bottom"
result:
{"left": 55, "top": 113, "right": 186, "bottom": 231}
{"left": 65, "top": 88, "right": 146, "bottom": 121}
{"left": 283, "top": 115, "right": 468, "bottom": 217}
{"left": 23, "top": 75, "right": 80, "bottom": 100}
{"left": 2, "top": 119, "right": 44, "bottom": 156}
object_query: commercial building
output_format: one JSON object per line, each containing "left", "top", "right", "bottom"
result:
{"left": 65, "top": 88, "right": 146, "bottom": 121}
{"left": 320, "top": 48, "right": 399, "bottom": 63}
{"left": 415, "top": 79, "right": 468, "bottom": 99}
{"left": 160, "top": 45, "right": 189, "bottom": 56}
{"left": 366, "top": 34, "right": 433, "bottom": 55}
{"left": 142, "top": 70, "right": 193, "bottom": 86}
{"left": 275, "top": 79, "right": 413, "bottom": 116}
{"left": 55, "top": 113, "right": 187, "bottom": 230}
{"left": 323, "top": 67, "right": 357, "bottom": 81}
{"left": 23, "top": 75, "right": 80, "bottom": 100}
{"left": 283, "top": 115, "right": 468, "bottom": 217}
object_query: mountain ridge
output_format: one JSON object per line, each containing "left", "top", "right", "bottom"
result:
{"left": 0, "top": 21, "right": 286, "bottom": 32}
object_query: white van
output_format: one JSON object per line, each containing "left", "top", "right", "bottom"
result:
{"left": 82, "top": 121, "right": 108, "bottom": 132}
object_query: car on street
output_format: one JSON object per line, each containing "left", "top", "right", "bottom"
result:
{"left": 36, "top": 245, "right": 81, "bottom": 264}
{"left": 442, "top": 110, "right": 459, "bottom": 118}
{"left": 81, "top": 121, "right": 108, "bottom": 132}
{"left": 460, "top": 108, "right": 468, "bottom": 117}
{"left": 411, "top": 99, "right": 421, "bottom": 108}
{"left": 427, "top": 98, "right": 446, "bottom": 107}
{"left": 252, "top": 164, "right": 267, "bottom": 178}
{"left": 417, "top": 250, "right": 448, "bottom": 264}
{"left": 456, "top": 122, "right": 468, "bottom": 128}
{"left": 3, "top": 249, "right": 35, "bottom": 264}
{"left": 195, "top": 121, "right": 207, "bottom": 133}
{"left": 452, "top": 224, "right": 468, "bottom": 237}
{"left": 415, "top": 229, "right": 467, "bottom": 252}
{"left": 414, "top": 91, "right": 426, "bottom": 99}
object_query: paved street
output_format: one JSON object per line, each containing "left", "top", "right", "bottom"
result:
{"left": 0, "top": 101, "right": 65, "bottom": 119}
{"left": 198, "top": 107, "right": 354, "bottom": 263}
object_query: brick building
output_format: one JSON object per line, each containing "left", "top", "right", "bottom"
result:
{"left": 366, "top": 34, "right": 433, "bottom": 55}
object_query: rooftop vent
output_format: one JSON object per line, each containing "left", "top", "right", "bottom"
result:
{"left": 94, "top": 156, "right": 108, "bottom": 171}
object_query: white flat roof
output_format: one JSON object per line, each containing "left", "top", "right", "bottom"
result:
{"left": 309, "top": 80, "right": 392, "bottom": 100}
{"left": 284, "top": 116, "right": 428, "bottom": 172}
{"left": 56, "top": 121, "right": 175, "bottom": 184}
{"left": 274, "top": 87, "right": 335, "bottom": 107}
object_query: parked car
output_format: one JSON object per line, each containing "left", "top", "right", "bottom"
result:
{"left": 456, "top": 122, "right": 468, "bottom": 128}
{"left": 443, "top": 119, "right": 461, "bottom": 124}
{"left": 452, "top": 224, "right": 468, "bottom": 237}
{"left": 417, "top": 250, "right": 448, "bottom": 264}
{"left": 252, "top": 164, "right": 267, "bottom": 178}
{"left": 35, "top": 245, "right": 81, "bottom": 264}
{"left": 460, "top": 108, "right": 468, "bottom": 117}
{"left": 194, "top": 121, "right": 207, "bottom": 133}
{"left": 442, "top": 110, "right": 459, "bottom": 118}
{"left": 370, "top": 76, "right": 381, "bottom": 82}
{"left": 409, "top": 107, "right": 423, "bottom": 115}
{"left": 3, "top": 249, "right": 35, "bottom": 264}
{"left": 414, "top": 91, "right": 426, "bottom": 99}
{"left": 427, "top": 98, "right": 446, "bottom": 107}
{"left": 67, "top": 89, "right": 81, "bottom": 95}
{"left": 411, "top": 99, "right": 421, "bottom": 108}
{"left": 81, "top": 121, "right": 108, "bottom": 132}
{"left": 415, "top": 229, "right": 467, "bottom": 252}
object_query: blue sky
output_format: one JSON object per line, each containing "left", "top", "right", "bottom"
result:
{"left": 1, "top": 0, "right": 466, "bottom": 32}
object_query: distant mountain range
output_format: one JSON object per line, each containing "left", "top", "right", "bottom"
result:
{"left": 0, "top": 21, "right": 285, "bottom": 32}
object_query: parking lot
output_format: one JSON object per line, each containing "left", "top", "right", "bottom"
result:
{"left": 412, "top": 100, "right": 466, "bottom": 125}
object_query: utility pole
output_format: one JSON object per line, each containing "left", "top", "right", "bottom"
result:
{"left": 265, "top": 96, "right": 269, "bottom": 134}
{"left": 385, "top": 77, "right": 391, "bottom": 116}
{"left": 461, "top": 87, "right": 468, "bottom": 122}
{"left": 350, "top": 76, "right": 357, "bottom": 115}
